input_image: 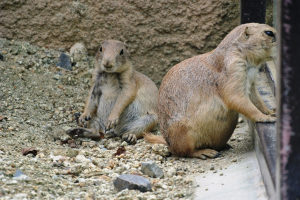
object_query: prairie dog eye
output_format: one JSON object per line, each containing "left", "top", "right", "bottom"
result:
{"left": 120, "top": 49, "right": 124, "bottom": 55}
{"left": 264, "top": 31, "right": 275, "bottom": 37}
{"left": 99, "top": 47, "right": 102, "bottom": 52}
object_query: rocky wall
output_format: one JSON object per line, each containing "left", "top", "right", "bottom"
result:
{"left": 0, "top": 0, "right": 239, "bottom": 85}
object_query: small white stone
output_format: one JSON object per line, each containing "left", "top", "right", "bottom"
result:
{"left": 14, "top": 193, "right": 28, "bottom": 198}
{"left": 70, "top": 164, "right": 83, "bottom": 174}
{"left": 166, "top": 167, "right": 176, "bottom": 177}
{"left": 75, "top": 155, "right": 92, "bottom": 163}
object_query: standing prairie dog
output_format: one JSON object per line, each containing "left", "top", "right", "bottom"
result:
{"left": 67, "top": 40, "right": 158, "bottom": 144}
{"left": 144, "top": 23, "right": 276, "bottom": 159}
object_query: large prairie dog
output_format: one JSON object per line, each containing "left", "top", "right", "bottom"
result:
{"left": 144, "top": 23, "right": 276, "bottom": 158}
{"left": 67, "top": 40, "right": 158, "bottom": 144}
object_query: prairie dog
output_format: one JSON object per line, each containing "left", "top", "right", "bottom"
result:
{"left": 67, "top": 40, "right": 158, "bottom": 144}
{"left": 144, "top": 23, "right": 276, "bottom": 158}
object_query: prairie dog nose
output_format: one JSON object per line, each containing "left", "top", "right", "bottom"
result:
{"left": 103, "top": 60, "right": 113, "bottom": 69}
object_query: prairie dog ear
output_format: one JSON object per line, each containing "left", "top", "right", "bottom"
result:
{"left": 123, "top": 42, "right": 128, "bottom": 49}
{"left": 243, "top": 26, "right": 250, "bottom": 39}
{"left": 101, "top": 39, "right": 108, "bottom": 45}
{"left": 123, "top": 42, "right": 130, "bottom": 56}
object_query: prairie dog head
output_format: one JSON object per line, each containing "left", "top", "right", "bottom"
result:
{"left": 235, "top": 23, "right": 277, "bottom": 65}
{"left": 95, "top": 40, "right": 131, "bottom": 73}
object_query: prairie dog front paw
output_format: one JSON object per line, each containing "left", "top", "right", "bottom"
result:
{"left": 78, "top": 113, "right": 91, "bottom": 126}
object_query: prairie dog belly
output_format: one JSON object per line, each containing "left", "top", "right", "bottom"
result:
{"left": 188, "top": 97, "right": 239, "bottom": 150}
{"left": 203, "top": 109, "right": 238, "bottom": 150}
{"left": 97, "top": 75, "right": 121, "bottom": 123}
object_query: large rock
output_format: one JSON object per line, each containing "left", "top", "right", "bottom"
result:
{"left": 141, "top": 161, "right": 164, "bottom": 178}
{"left": 113, "top": 174, "right": 152, "bottom": 192}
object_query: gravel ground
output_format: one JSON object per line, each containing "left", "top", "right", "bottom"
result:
{"left": 0, "top": 38, "right": 253, "bottom": 200}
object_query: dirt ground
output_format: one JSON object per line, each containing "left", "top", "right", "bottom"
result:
{"left": 0, "top": 38, "right": 253, "bottom": 200}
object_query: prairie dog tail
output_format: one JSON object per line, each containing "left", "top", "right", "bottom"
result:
{"left": 144, "top": 132, "right": 168, "bottom": 145}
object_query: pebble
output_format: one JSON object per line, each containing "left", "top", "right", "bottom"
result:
{"left": 148, "top": 195, "right": 157, "bottom": 200}
{"left": 8, "top": 180, "right": 18, "bottom": 185}
{"left": 56, "top": 53, "right": 72, "bottom": 70}
{"left": 93, "top": 179, "right": 101, "bottom": 186}
{"left": 141, "top": 160, "right": 164, "bottom": 178}
{"left": 152, "top": 144, "right": 170, "bottom": 156}
{"left": 107, "top": 141, "right": 120, "bottom": 150}
{"left": 166, "top": 167, "right": 176, "bottom": 177}
{"left": 52, "top": 175, "right": 59, "bottom": 179}
{"left": 70, "top": 164, "right": 84, "bottom": 174}
{"left": 52, "top": 74, "right": 60, "bottom": 80}
{"left": 14, "top": 193, "right": 28, "bottom": 199}
{"left": 121, "top": 141, "right": 128, "bottom": 146}
{"left": 13, "top": 170, "right": 30, "bottom": 181}
{"left": 52, "top": 148, "right": 79, "bottom": 157}
{"left": 78, "top": 182, "right": 85, "bottom": 187}
{"left": 59, "top": 134, "right": 72, "bottom": 141}
{"left": 113, "top": 174, "right": 152, "bottom": 192}
{"left": 238, "top": 117, "right": 244, "bottom": 123}
{"left": 78, "top": 178, "right": 86, "bottom": 183}
{"left": 75, "top": 155, "right": 92, "bottom": 163}
{"left": 70, "top": 43, "right": 88, "bottom": 63}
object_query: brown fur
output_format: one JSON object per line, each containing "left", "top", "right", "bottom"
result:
{"left": 67, "top": 40, "right": 158, "bottom": 144}
{"left": 144, "top": 23, "right": 276, "bottom": 158}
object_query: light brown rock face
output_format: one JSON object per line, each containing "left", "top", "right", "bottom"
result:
{"left": 0, "top": 0, "right": 239, "bottom": 84}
